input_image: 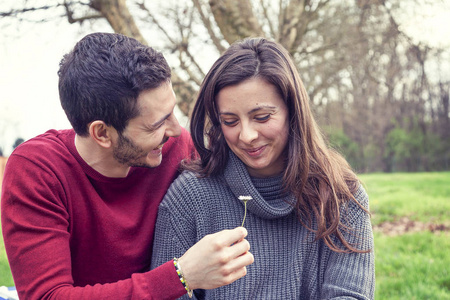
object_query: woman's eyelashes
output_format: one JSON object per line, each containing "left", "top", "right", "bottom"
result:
{"left": 255, "top": 114, "right": 271, "bottom": 121}
{"left": 221, "top": 119, "right": 238, "bottom": 126}
{"left": 221, "top": 114, "right": 272, "bottom": 126}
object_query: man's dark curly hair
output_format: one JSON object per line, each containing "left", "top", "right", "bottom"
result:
{"left": 58, "top": 32, "right": 171, "bottom": 136}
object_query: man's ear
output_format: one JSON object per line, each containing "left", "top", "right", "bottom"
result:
{"left": 88, "top": 120, "right": 115, "bottom": 149}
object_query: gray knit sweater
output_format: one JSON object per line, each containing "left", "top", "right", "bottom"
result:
{"left": 151, "top": 153, "right": 375, "bottom": 299}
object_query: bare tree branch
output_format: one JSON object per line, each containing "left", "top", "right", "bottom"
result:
{"left": 278, "top": 0, "right": 306, "bottom": 49}
{"left": 192, "top": 0, "right": 226, "bottom": 53}
{"left": 0, "top": 5, "right": 61, "bottom": 17}
{"left": 174, "top": 7, "right": 204, "bottom": 86}
{"left": 259, "top": 0, "right": 276, "bottom": 37}
{"left": 136, "top": 1, "right": 176, "bottom": 45}
{"left": 136, "top": 1, "right": 199, "bottom": 115}
{"left": 63, "top": 1, "right": 102, "bottom": 24}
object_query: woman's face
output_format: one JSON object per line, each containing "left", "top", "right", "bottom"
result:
{"left": 216, "top": 77, "right": 290, "bottom": 178}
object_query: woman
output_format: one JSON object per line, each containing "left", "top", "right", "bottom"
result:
{"left": 151, "top": 38, "right": 375, "bottom": 299}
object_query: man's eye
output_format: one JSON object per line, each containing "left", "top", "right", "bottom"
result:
{"left": 151, "top": 121, "right": 165, "bottom": 131}
{"left": 255, "top": 114, "right": 271, "bottom": 121}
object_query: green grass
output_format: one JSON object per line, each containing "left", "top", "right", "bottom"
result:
{"left": 0, "top": 223, "right": 14, "bottom": 286}
{"left": 359, "top": 172, "right": 450, "bottom": 225}
{"left": 360, "top": 172, "right": 450, "bottom": 299}
{"left": 374, "top": 231, "right": 450, "bottom": 299}
{"left": 1, "top": 172, "right": 449, "bottom": 298}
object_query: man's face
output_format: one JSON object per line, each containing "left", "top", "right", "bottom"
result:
{"left": 113, "top": 81, "right": 181, "bottom": 168}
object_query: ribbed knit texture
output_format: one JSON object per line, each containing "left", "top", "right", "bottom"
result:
{"left": 251, "top": 174, "right": 287, "bottom": 201}
{"left": 151, "top": 152, "right": 375, "bottom": 299}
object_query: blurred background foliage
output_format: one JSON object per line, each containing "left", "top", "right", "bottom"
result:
{"left": 0, "top": 1, "right": 449, "bottom": 172}
{"left": 1, "top": 2, "right": 449, "bottom": 297}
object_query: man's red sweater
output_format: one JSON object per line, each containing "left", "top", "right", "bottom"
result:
{"left": 1, "top": 129, "right": 193, "bottom": 299}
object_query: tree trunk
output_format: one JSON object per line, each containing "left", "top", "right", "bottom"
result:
{"left": 91, "top": 0, "right": 146, "bottom": 45}
{"left": 209, "top": 0, "right": 264, "bottom": 44}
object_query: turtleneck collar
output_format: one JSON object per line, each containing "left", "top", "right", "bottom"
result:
{"left": 223, "top": 151, "right": 295, "bottom": 219}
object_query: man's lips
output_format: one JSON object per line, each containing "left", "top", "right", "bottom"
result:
{"left": 153, "top": 137, "right": 169, "bottom": 151}
{"left": 150, "top": 143, "right": 164, "bottom": 155}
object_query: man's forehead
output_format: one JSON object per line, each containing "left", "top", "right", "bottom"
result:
{"left": 129, "top": 83, "right": 176, "bottom": 126}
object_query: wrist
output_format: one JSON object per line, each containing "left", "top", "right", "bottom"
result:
{"left": 173, "top": 257, "right": 193, "bottom": 298}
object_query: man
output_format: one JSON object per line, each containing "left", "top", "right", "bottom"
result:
{"left": 1, "top": 32, "right": 253, "bottom": 299}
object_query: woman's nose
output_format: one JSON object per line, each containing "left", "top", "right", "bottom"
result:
{"left": 239, "top": 123, "right": 258, "bottom": 144}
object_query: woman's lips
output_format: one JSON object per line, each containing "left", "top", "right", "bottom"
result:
{"left": 245, "top": 145, "right": 265, "bottom": 157}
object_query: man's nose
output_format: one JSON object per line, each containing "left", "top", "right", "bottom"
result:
{"left": 166, "top": 113, "right": 181, "bottom": 138}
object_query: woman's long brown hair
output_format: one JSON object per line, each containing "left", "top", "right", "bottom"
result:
{"left": 188, "top": 37, "right": 370, "bottom": 253}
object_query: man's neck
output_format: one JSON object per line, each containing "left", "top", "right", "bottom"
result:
{"left": 74, "top": 134, "right": 131, "bottom": 178}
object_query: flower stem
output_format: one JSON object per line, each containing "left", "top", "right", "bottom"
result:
{"left": 241, "top": 200, "right": 248, "bottom": 227}
{"left": 238, "top": 196, "right": 252, "bottom": 227}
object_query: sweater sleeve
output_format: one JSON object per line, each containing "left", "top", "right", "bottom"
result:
{"left": 1, "top": 153, "right": 186, "bottom": 300}
{"left": 321, "top": 185, "right": 375, "bottom": 300}
{"left": 151, "top": 173, "right": 202, "bottom": 300}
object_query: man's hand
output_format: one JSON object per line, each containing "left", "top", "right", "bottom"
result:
{"left": 177, "top": 227, "right": 254, "bottom": 290}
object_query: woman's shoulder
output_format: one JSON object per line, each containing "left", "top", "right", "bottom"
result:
{"left": 173, "top": 170, "right": 217, "bottom": 186}
{"left": 165, "top": 171, "right": 224, "bottom": 202}
{"left": 353, "top": 183, "right": 369, "bottom": 209}
{"left": 339, "top": 183, "right": 370, "bottom": 226}
{"left": 161, "top": 170, "right": 231, "bottom": 220}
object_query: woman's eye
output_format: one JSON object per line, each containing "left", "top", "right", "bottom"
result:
{"left": 255, "top": 114, "right": 271, "bottom": 122}
{"left": 222, "top": 119, "right": 238, "bottom": 126}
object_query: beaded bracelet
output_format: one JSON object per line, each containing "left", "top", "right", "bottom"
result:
{"left": 173, "top": 258, "right": 193, "bottom": 298}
